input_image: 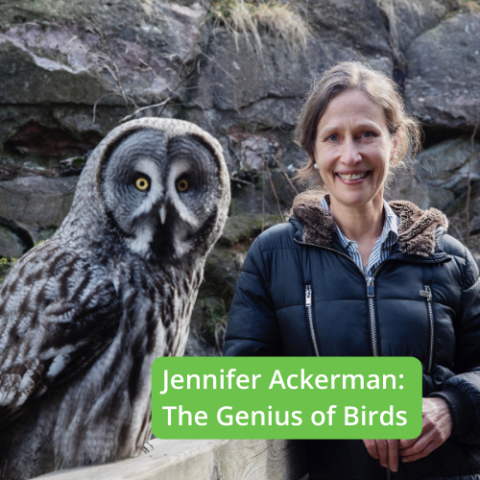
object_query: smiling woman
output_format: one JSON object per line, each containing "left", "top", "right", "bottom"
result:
{"left": 224, "top": 62, "right": 480, "bottom": 480}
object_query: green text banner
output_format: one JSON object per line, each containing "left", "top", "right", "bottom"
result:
{"left": 152, "top": 357, "right": 422, "bottom": 440}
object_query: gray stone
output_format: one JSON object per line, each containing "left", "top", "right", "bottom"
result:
{"left": 377, "top": 0, "right": 456, "bottom": 53}
{"left": 192, "top": 0, "right": 393, "bottom": 116}
{"left": 416, "top": 137, "right": 480, "bottom": 195}
{"left": 191, "top": 29, "right": 312, "bottom": 113}
{"left": 388, "top": 136, "right": 480, "bottom": 211}
{"left": 0, "top": 0, "right": 207, "bottom": 107}
{"left": 0, "top": 175, "right": 79, "bottom": 228}
{"left": 0, "top": 223, "right": 27, "bottom": 258}
{"left": 405, "top": 12, "right": 480, "bottom": 130}
{"left": 304, "top": 0, "right": 392, "bottom": 59}
{"left": 0, "top": 37, "right": 106, "bottom": 105}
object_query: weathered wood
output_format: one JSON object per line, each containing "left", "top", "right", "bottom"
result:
{"left": 36, "top": 439, "right": 307, "bottom": 480}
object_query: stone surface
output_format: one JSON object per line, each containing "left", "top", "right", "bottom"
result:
{"left": 0, "top": 0, "right": 206, "bottom": 106}
{"left": 190, "top": 0, "right": 393, "bottom": 135}
{"left": 0, "top": 0, "right": 207, "bottom": 157}
{"left": 405, "top": 11, "right": 480, "bottom": 130}
{"left": 0, "top": 223, "right": 27, "bottom": 258}
{"left": 388, "top": 136, "right": 480, "bottom": 211}
{"left": 0, "top": 175, "right": 78, "bottom": 242}
{"left": 387, "top": 135, "right": 480, "bottom": 249}
{"left": 377, "top": 0, "right": 457, "bottom": 53}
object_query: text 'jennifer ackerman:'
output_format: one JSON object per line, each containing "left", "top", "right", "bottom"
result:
{"left": 159, "top": 369, "right": 405, "bottom": 394}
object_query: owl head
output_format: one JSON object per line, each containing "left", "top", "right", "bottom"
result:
{"left": 61, "top": 118, "right": 230, "bottom": 263}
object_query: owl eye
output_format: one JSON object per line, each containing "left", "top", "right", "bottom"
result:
{"left": 176, "top": 178, "right": 189, "bottom": 192}
{"left": 135, "top": 177, "right": 149, "bottom": 191}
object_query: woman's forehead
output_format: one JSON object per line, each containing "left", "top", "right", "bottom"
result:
{"left": 318, "top": 90, "right": 388, "bottom": 132}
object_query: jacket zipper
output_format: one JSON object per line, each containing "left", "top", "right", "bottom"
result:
{"left": 366, "top": 276, "right": 379, "bottom": 357}
{"left": 420, "top": 285, "right": 434, "bottom": 374}
{"left": 305, "top": 285, "right": 320, "bottom": 356}
{"left": 295, "top": 239, "right": 385, "bottom": 357}
{"left": 295, "top": 239, "right": 389, "bottom": 478}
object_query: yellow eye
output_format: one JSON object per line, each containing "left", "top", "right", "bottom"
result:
{"left": 135, "top": 177, "right": 149, "bottom": 191}
{"left": 176, "top": 179, "right": 189, "bottom": 192}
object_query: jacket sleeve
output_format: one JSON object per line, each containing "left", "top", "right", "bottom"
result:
{"left": 430, "top": 247, "right": 480, "bottom": 442}
{"left": 223, "top": 236, "right": 283, "bottom": 356}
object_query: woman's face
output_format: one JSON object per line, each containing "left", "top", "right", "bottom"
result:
{"left": 314, "top": 89, "right": 397, "bottom": 210}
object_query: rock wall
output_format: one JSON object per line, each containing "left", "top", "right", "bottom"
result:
{"left": 0, "top": 0, "right": 479, "bottom": 354}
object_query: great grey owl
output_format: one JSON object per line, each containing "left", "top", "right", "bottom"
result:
{"left": 0, "top": 118, "right": 230, "bottom": 480}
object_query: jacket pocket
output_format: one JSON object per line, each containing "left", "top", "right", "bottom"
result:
{"left": 420, "top": 285, "right": 435, "bottom": 374}
{"left": 305, "top": 284, "right": 321, "bottom": 356}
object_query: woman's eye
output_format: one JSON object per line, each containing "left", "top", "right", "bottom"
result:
{"left": 362, "top": 131, "right": 374, "bottom": 138}
{"left": 135, "top": 177, "right": 149, "bottom": 191}
{"left": 327, "top": 134, "right": 338, "bottom": 142}
{"left": 176, "top": 178, "right": 189, "bottom": 192}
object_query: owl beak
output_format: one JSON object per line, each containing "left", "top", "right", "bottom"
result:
{"left": 159, "top": 204, "right": 167, "bottom": 225}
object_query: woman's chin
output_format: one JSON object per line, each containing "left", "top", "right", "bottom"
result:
{"left": 330, "top": 192, "right": 379, "bottom": 211}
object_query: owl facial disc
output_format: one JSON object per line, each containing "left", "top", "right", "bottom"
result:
{"left": 100, "top": 127, "right": 224, "bottom": 261}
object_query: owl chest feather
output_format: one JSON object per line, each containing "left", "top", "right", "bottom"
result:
{"left": 52, "top": 260, "right": 204, "bottom": 460}
{"left": 0, "top": 255, "right": 204, "bottom": 478}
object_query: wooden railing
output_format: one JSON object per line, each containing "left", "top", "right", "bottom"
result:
{"left": 37, "top": 439, "right": 307, "bottom": 480}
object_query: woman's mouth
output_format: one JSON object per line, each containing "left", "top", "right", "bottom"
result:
{"left": 336, "top": 171, "right": 370, "bottom": 182}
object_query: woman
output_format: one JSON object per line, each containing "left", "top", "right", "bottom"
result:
{"left": 224, "top": 62, "right": 480, "bottom": 479}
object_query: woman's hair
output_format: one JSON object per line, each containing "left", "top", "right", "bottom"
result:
{"left": 293, "top": 61, "right": 422, "bottom": 204}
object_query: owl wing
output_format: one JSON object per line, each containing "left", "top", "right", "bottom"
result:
{"left": 0, "top": 244, "right": 122, "bottom": 427}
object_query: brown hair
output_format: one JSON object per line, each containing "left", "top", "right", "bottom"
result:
{"left": 293, "top": 61, "right": 421, "bottom": 204}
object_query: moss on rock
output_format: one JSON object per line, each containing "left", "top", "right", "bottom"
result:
{"left": 0, "top": 257, "right": 16, "bottom": 284}
{"left": 219, "top": 213, "right": 282, "bottom": 246}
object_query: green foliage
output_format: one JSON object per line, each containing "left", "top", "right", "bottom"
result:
{"left": 39, "top": 228, "right": 57, "bottom": 241}
{"left": 194, "top": 297, "right": 228, "bottom": 354}
{"left": 0, "top": 239, "right": 49, "bottom": 285}
{"left": 0, "top": 257, "right": 17, "bottom": 285}
{"left": 211, "top": 0, "right": 240, "bottom": 20}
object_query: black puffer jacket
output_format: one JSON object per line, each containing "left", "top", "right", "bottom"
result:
{"left": 224, "top": 200, "right": 480, "bottom": 480}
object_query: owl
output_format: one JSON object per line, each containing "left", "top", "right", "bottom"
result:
{"left": 0, "top": 118, "right": 230, "bottom": 480}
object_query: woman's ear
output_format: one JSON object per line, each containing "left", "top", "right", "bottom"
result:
{"left": 390, "top": 129, "right": 401, "bottom": 164}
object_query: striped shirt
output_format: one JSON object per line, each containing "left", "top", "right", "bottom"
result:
{"left": 320, "top": 196, "right": 400, "bottom": 277}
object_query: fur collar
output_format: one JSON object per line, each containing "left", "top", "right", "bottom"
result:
{"left": 292, "top": 199, "right": 448, "bottom": 258}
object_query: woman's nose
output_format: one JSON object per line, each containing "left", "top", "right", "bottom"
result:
{"left": 340, "top": 140, "right": 362, "bottom": 165}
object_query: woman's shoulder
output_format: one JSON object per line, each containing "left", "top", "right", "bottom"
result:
{"left": 437, "top": 229, "right": 465, "bottom": 257}
{"left": 437, "top": 227, "right": 473, "bottom": 261}
{"left": 437, "top": 228, "right": 479, "bottom": 287}
{"left": 241, "top": 222, "right": 300, "bottom": 278}
{"left": 253, "top": 221, "right": 298, "bottom": 253}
